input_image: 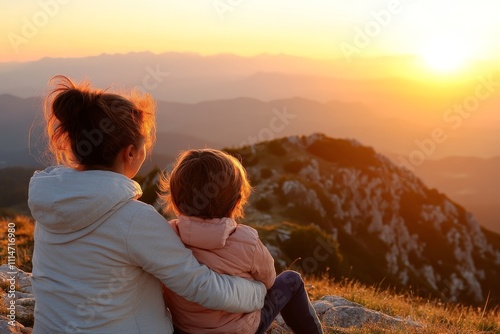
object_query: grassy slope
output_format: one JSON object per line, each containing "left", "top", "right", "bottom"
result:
{"left": 1, "top": 214, "right": 498, "bottom": 332}
{"left": 305, "top": 275, "right": 499, "bottom": 333}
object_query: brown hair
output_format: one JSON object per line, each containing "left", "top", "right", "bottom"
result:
{"left": 44, "top": 75, "right": 156, "bottom": 169}
{"left": 160, "top": 149, "right": 252, "bottom": 219}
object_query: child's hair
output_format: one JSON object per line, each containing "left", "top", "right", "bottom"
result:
{"left": 43, "top": 75, "right": 156, "bottom": 168}
{"left": 160, "top": 149, "right": 252, "bottom": 219}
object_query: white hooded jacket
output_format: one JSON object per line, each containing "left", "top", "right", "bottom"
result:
{"left": 28, "top": 166, "right": 266, "bottom": 334}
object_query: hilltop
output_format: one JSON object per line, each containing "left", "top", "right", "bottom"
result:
{"left": 228, "top": 134, "right": 500, "bottom": 306}
{"left": 138, "top": 134, "right": 500, "bottom": 307}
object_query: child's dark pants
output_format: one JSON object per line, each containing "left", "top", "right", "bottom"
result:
{"left": 255, "top": 270, "right": 323, "bottom": 334}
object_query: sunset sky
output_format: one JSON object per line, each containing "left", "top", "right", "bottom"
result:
{"left": 2, "top": 0, "right": 500, "bottom": 73}
{"left": 2, "top": 1, "right": 500, "bottom": 234}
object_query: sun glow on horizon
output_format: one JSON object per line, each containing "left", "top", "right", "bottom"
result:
{"left": 1, "top": 1, "right": 500, "bottom": 68}
{"left": 419, "top": 38, "right": 472, "bottom": 74}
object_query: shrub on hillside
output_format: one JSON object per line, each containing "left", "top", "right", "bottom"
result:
{"left": 134, "top": 167, "right": 161, "bottom": 205}
{"left": 225, "top": 148, "right": 260, "bottom": 167}
{"left": 283, "top": 159, "right": 305, "bottom": 174}
{"left": 260, "top": 167, "right": 273, "bottom": 179}
{"left": 307, "top": 137, "right": 379, "bottom": 170}
{"left": 268, "top": 140, "right": 287, "bottom": 156}
{"left": 280, "top": 222, "right": 343, "bottom": 277}
{"left": 0, "top": 167, "right": 36, "bottom": 209}
{"left": 254, "top": 197, "right": 272, "bottom": 212}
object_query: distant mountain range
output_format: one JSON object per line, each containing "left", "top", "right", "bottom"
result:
{"left": 0, "top": 52, "right": 449, "bottom": 102}
{"left": 1, "top": 52, "right": 499, "bottom": 233}
{"left": 2, "top": 93, "right": 499, "bottom": 160}
{"left": 0, "top": 51, "right": 499, "bottom": 123}
{"left": 137, "top": 134, "right": 500, "bottom": 307}
{"left": 1, "top": 51, "right": 499, "bottom": 160}
{"left": 1, "top": 93, "right": 499, "bottom": 232}
{"left": 0, "top": 94, "right": 415, "bottom": 164}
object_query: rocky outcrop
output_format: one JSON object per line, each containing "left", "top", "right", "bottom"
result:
{"left": 314, "top": 296, "right": 420, "bottom": 328}
{"left": 134, "top": 134, "right": 500, "bottom": 306}
{"left": 0, "top": 316, "right": 32, "bottom": 334}
{"left": 239, "top": 134, "right": 500, "bottom": 305}
{"left": 1, "top": 265, "right": 421, "bottom": 333}
{"left": 0, "top": 265, "right": 34, "bottom": 333}
{"left": 267, "top": 296, "right": 421, "bottom": 333}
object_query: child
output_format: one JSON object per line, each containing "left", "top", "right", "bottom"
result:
{"left": 161, "top": 149, "right": 323, "bottom": 334}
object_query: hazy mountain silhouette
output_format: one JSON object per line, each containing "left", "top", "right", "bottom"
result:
{"left": 0, "top": 94, "right": 416, "bottom": 164}
{"left": 2, "top": 92, "right": 499, "bottom": 232}
{"left": 1, "top": 52, "right": 498, "bottom": 159}
{"left": 0, "top": 52, "right": 497, "bottom": 118}
{"left": 413, "top": 156, "right": 500, "bottom": 233}
{"left": 8, "top": 93, "right": 473, "bottom": 160}
{"left": 1, "top": 52, "right": 499, "bottom": 231}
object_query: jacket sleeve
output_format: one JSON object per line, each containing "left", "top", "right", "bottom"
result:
{"left": 125, "top": 204, "right": 266, "bottom": 313}
{"left": 250, "top": 237, "right": 277, "bottom": 289}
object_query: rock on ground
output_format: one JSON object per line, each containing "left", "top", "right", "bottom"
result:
{"left": 266, "top": 295, "right": 421, "bottom": 333}
{"left": 0, "top": 316, "right": 32, "bottom": 334}
{"left": 2, "top": 265, "right": 421, "bottom": 333}
{"left": 0, "top": 265, "right": 34, "bottom": 332}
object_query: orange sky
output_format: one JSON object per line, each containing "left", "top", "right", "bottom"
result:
{"left": 2, "top": 0, "right": 500, "bottom": 72}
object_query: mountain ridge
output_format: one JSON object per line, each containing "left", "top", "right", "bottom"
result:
{"left": 1, "top": 93, "right": 500, "bottom": 232}
{"left": 131, "top": 133, "right": 500, "bottom": 306}
{"left": 193, "top": 134, "right": 500, "bottom": 307}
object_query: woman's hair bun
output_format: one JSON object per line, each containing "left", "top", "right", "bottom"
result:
{"left": 52, "top": 89, "right": 89, "bottom": 126}
{"left": 43, "top": 75, "right": 156, "bottom": 169}
{"left": 49, "top": 76, "right": 98, "bottom": 128}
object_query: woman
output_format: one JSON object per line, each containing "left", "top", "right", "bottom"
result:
{"left": 27, "top": 76, "right": 266, "bottom": 333}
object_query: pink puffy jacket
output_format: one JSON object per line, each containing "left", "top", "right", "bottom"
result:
{"left": 163, "top": 215, "right": 276, "bottom": 334}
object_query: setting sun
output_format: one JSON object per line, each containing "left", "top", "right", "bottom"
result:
{"left": 419, "top": 38, "right": 471, "bottom": 73}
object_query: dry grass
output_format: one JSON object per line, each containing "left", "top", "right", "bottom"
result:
{"left": 1, "top": 214, "right": 499, "bottom": 333}
{"left": 0, "top": 214, "right": 34, "bottom": 272}
{"left": 304, "top": 275, "right": 499, "bottom": 333}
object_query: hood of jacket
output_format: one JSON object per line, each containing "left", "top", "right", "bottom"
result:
{"left": 28, "top": 166, "right": 142, "bottom": 243}
{"left": 174, "top": 215, "right": 237, "bottom": 250}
